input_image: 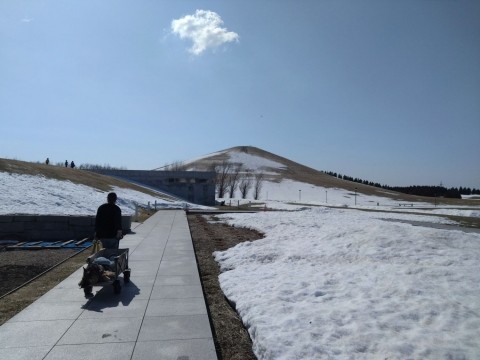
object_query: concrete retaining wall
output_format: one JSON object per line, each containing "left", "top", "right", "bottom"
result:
{"left": 0, "top": 215, "right": 132, "bottom": 241}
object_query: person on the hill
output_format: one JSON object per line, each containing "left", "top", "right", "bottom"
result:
{"left": 70, "top": 161, "right": 75, "bottom": 169}
{"left": 94, "top": 192, "right": 123, "bottom": 249}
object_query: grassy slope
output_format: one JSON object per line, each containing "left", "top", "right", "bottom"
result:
{"left": 0, "top": 158, "right": 173, "bottom": 200}
{"left": 183, "top": 146, "right": 478, "bottom": 207}
{"left": 2, "top": 152, "right": 478, "bottom": 208}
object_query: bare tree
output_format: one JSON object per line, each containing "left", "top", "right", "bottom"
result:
{"left": 214, "top": 160, "right": 232, "bottom": 198}
{"left": 253, "top": 172, "right": 265, "bottom": 200}
{"left": 226, "top": 165, "right": 243, "bottom": 198}
{"left": 238, "top": 173, "right": 253, "bottom": 199}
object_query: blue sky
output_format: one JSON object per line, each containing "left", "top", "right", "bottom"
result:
{"left": 1, "top": 1, "right": 479, "bottom": 188}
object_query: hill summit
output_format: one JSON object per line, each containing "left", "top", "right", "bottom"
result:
{"left": 159, "top": 146, "right": 405, "bottom": 199}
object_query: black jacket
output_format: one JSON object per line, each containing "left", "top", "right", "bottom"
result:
{"left": 95, "top": 203, "right": 122, "bottom": 238}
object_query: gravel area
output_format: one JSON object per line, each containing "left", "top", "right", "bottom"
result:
{"left": 0, "top": 249, "right": 78, "bottom": 296}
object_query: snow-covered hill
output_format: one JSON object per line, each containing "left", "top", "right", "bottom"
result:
{"left": 161, "top": 146, "right": 478, "bottom": 206}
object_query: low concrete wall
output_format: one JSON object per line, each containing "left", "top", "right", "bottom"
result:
{"left": 0, "top": 215, "right": 132, "bottom": 241}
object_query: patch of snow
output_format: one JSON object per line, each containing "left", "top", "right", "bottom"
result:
{"left": 220, "top": 179, "right": 480, "bottom": 219}
{"left": 0, "top": 171, "right": 199, "bottom": 215}
{"left": 228, "top": 152, "right": 286, "bottom": 171}
{"left": 175, "top": 150, "right": 226, "bottom": 170}
{"left": 2, "top": 166, "right": 480, "bottom": 359}
{"left": 462, "top": 194, "right": 480, "bottom": 200}
{"left": 214, "top": 207, "right": 480, "bottom": 359}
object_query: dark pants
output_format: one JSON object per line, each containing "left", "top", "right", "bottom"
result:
{"left": 100, "top": 238, "right": 119, "bottom": 249}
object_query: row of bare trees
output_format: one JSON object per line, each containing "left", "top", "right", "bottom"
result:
{"left": 213, "top": 161, "right": 264, "bottom": 200}
{"left": 159, "top": 160, "right": 265, "bottom": 200}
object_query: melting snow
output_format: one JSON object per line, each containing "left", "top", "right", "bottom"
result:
{"left": 2, "top": 154, "right": 480, "bottom": 359}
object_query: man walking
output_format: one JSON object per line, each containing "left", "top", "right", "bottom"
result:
{"left": 94, "top": 192, "right": 123, "bottom": 249}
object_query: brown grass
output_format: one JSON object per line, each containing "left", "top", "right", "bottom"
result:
{"left": 0, "top": 158, "right": 174, "bottom": 200}
{"left": 3, "top": 152, "right": 477, "bottom": 208}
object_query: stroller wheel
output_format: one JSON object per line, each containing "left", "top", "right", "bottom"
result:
{"left": 123, "top": 269, "right": 131, "bottom": 283}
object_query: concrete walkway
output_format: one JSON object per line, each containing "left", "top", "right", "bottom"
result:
{"left": 0, "top": 210, "right": 218, "bottom": 360}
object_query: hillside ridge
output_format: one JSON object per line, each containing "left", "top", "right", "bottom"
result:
{"left": 2, "top": 148, "right": 472, "bottom": 206}
{"left": 0, "top": 158, "right": 164, "bottom": 198}
{"left": 176, "top": 146, "right": 472, "bottom": 205}
{"left": 177, "top": 145, "right": 388, "bottom": 193}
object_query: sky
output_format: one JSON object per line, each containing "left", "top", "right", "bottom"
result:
{"left": 1, "top": 0, "right": 479, "bottom": 189}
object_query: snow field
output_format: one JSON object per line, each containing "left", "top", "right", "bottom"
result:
{"left": 0, "top": 171, "right": 192, "bottom": 215}
{"left": 214, "top": 208, "right": 480, "bottom": 359}
{"left": 2, "top": 162, "right": 480, "bottom": 359}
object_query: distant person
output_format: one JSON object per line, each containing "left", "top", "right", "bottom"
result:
{"left": 45, "top": 158, "right": 49, "bottom": 165}
{"left": 94, "top": 192, "right": 123, "bottom": 249}
{"left": 70, "top": 161, "right": 75, "bottom": 169}
{"left": 65, "top": 160, "right": 68, "bottom": 167}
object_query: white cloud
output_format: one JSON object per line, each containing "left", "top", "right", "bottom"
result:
{"left": 171, "top": 9, "right": 239, "bottom": 55}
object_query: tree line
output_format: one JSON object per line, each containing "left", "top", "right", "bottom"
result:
{"left": 324, "top": 171, "right": 480, "bottom": 199}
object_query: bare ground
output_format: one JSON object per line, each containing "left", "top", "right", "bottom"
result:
{"left": 0, "top": 213, "right": 263, "bottom": 360}
{"left": 188, "top": 214, "right": 264, "bottom": 360}
{"left": 0, "top": 249, "right": 88, "bottom": 325}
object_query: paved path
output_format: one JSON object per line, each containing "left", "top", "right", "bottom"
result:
{"left": 0, "top": 210, "right": 218, "bottom": 360}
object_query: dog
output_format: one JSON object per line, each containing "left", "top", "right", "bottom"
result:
{"left": 78, "top": 264, "right": 115, "bottom": 288}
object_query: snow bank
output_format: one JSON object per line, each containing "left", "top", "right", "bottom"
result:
{"left": 214, "top": 207, "right": 480, "bottom": 359}
{"left": 260, "top": 179, "right": 429, "bottom": 208}
{"left": 0, "top": 172, "right": 189, "bottom": 215}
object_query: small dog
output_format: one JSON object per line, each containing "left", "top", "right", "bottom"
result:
{"left": 78, "top": 264, "right": 115, "bottom": 288}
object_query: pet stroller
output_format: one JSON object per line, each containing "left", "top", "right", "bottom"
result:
{"left": 79, "top": 247, "right": 131, "bottom": 296}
